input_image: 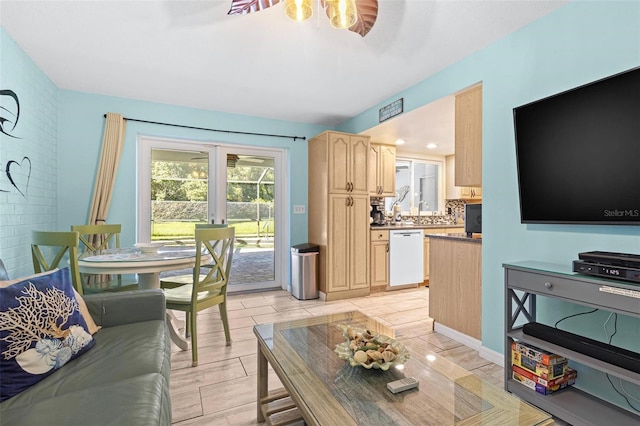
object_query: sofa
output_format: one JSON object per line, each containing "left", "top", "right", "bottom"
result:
{"left": 0, "top": 289, "right": 172, "bottom": 426}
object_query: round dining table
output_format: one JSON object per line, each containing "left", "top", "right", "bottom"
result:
{"left": 78, "top": 248, "right": 211, "bottom": 351}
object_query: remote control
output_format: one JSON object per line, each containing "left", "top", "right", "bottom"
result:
{"left": 386, "top": 377, "right": 419, "bottom": 394}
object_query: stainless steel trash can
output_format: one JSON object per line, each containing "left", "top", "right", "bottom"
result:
{"left": 291, "top": 243, "right": 319, "bottom": 300}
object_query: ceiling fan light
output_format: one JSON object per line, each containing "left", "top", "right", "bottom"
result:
{"left": 285, "top": 0, "right": 313, "bottom": 22}
{"left": 326, "top": 0, "right": 357, "bottom": 29}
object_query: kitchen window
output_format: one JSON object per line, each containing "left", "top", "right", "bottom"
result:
{"left": 385, "top": 159, "right": 442, "bottom": 214}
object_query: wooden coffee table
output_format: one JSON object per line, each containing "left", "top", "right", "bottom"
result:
{"left": 254, "top": 311, "right": 552, "bottom": 426}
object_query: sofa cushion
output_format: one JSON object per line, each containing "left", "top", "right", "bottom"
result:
{"left": 1, "top": 318, "right": 170, "bottom": 409}
{"left": 0, "top": 373, "right": 171, "bottom": 426}
{"left": 0, "top": 268, "right": 101, "bottom": 335}
{"left": 0, "top": 268, "right": 95, "bottom": 402}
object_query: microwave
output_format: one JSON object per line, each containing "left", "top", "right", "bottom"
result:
{"left": 464, "top": 204, "right": 482, "bottom": 236}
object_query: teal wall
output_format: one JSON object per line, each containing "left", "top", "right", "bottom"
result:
{"left": 57, "top": 91, "right": 326, "bottom": 250}
{"left": 0, "top": 27, "right": 59, "bottom": 278}
{"left": 339, "top": 1, "right": 640, "bottom": 412}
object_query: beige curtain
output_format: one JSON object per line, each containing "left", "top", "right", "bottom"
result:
{"left": 83, "top": 113, "right": 126, "bottom": 287}
{"left": 87, "top": 112, "right": 127, "bottom": 226}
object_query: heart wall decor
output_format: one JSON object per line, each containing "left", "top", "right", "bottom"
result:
{"left": 5, "top": 157, "right": 31, "bottom": 198}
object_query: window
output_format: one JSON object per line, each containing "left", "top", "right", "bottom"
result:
{"left": 385, "top": 159, "right": 441, "bottom": 214}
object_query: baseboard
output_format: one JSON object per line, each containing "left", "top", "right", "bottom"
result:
{"left": 433, "top": 323, "right": 504, "bottom": 367}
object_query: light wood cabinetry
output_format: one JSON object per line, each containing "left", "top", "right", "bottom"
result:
{"left": 327, "top": 132, "right": 369, "bottom": 194}
{"left": 423, "top": 228, "right": 463, "bottom": 282}
{"left": 369, "top": 144, "right": 396, "bottom": 196}
{"left": 446, "top": 155, "right": 482, "bottom": 200}
{"left": 460, "top": 186, "right": 482, "bottom": 199}
{"left": 455, "top": 85, "right": 482, "bottom": 188}
{"left": 429, "top": 237, "right": 481, "bottom": 339}
{"left": 309, "top": 131, "right": 371, "bottom": 301}
{"left": 370, "top": 230, "right": 389, "bottom": 289}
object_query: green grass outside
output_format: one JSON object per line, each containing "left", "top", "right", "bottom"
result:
{"left": 152, "top": 220, "right": 274, "bottom": 240}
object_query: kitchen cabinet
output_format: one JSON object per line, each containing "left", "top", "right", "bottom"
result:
{"left": 423, "top": 228, "right": 462, "bottom": 282}
{"left": 429, "top": 236, "right": 482, "bottom": 339}
{"left": 327, "top": 194, "right": 370, "bottom": 294}
{"left": 445, "top": 155, "right": 482, "bottom": 200}
{"left": 369, "top": 144, "right": 396, "bottom": 196}
{"left": 455, "top": 85, "right": 482, "bottom": 187}
{"left": 370, "top": 230, "right": 389, "bottom": 289}
{"left": 460, "top": 186, "right": 482, "bottom": 199}
{"left": 325, "top": 132, "right": 369, "bottom": 194}
{"left": 308, "top": 131, "right": 371, "bottom": 301}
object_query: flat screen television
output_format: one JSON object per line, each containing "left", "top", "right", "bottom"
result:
{"left": 513, "top": 67, "right": 640, "bottom": 224}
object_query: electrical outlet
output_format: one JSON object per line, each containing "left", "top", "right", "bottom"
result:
{"left": 293, "top": 205, "right": 306, "bottom": 214}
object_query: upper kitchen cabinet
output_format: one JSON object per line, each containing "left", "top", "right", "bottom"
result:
{"left": 318, "top": 131, "right": 369, "bottom": 194}
{"left": 454, "top": 85, "right": 482, "bottom": 187}
{"left": 368, "top": 144, "right": 396, "bottom": 196}
{"left": 445, "top": 155, "right": 482, "bottom": 200}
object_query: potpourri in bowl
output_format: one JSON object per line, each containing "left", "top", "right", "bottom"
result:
{"left": 334, "top": 324, "right": 409, "bottom": 370}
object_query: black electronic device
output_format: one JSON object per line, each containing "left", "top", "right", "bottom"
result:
{"left": 464, "top": 203, "right": 481, "bottom": 237}
{"left": 578, "top": 250, "right": 640, "bottom": 269}
{"left": 573, "top": 260, "right": 640, "bottom": 284}
{"left": 513, "top": 66, "right": 640, "bottom": 225}
{"left": 522, "top": 322, "right": 640, "bottom": 374}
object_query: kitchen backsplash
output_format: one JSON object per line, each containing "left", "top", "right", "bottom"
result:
{"left": 371, "top": 198, "right": 470, "bottom": 225}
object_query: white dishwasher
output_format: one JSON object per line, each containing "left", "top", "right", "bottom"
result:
{"left": 389, "top": 230, "right": 424, "bottom": 287}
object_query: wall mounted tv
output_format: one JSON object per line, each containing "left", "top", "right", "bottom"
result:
{"left": 513, "top": 67, "right": 640, "bottom": 225}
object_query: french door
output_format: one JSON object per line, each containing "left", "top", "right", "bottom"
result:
{"left": 138, "top": 137, "right": 287, "bottom": 292}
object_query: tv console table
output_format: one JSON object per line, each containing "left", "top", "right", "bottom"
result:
{"left": 503, "top": 261, "right": 640, "bottom": 426}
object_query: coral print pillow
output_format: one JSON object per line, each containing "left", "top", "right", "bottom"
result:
{"left": 0, "top": 268, "right": 95, "bottom": 401}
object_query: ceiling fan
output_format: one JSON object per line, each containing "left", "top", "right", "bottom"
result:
{"left": 228, "top": 0, "right": 379, "bottom": 37}
{"left": 191, "top": 154, "right": 265, "bottom": 167}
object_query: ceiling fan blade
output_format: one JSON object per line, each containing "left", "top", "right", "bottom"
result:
{"left": 321, "top": 0, "right": 378, "bottom": 37}
{"left": 237, "top": 155, "right": 265, "bottom": 163}
{"left": 349, "top": 0, "right": 378, "bottom": 37}
{"left": 228, "top": 0, "right": 281, "bottom": 15}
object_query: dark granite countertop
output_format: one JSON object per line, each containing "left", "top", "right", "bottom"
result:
{"left": 370, "top": 224, "right": 464, "bottom": 231}
{"left": 427, "top": 233, "right": 482, "bottom": 243}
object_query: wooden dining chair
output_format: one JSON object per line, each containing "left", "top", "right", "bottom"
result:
{"left": 159, "top": 223, "right": 228, "bottom": 290}
{"left": 31, "top": 230, "right": 83, "bottom": 294}
{"left": 70, "top": 224, "right": 138, "bottom": 293}
{"left": 163, "top": 227, "right": 235, "bottom": 366}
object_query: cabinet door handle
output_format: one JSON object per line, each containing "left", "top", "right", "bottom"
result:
{"left": 350, "top": 182, "right": 354, "bottom": 192}
{"left": 345, "top": 197, "right": 349, "bottom": 206}
{"left": 386, "top": 243, "right": 389, "bottom": 252}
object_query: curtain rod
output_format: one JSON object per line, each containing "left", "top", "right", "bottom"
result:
{"left": 103, "top": 114, "right": 306, "bottom": 141}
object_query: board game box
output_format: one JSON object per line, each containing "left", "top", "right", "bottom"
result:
{"left": 512, "top": 341, "right": 567, "bottom": 365}
{"left": 512, "top": 370, "right": 575, "bottom": 395}
{"left": 512, "top": 364, "right": 577, "bottom": 388}
{"left": 512, "top": 350, "right": 568, "bottom": 380}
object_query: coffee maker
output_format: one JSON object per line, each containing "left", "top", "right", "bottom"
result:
{"left": 370, "top": 198, "right": 386, "bottom": 226}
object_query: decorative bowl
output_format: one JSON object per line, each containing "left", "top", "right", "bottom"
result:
{"left": 134, "top": 242, "right": 165, "bottom": 253}
{"left": 334, "top": 324, "right": 409, "bottom": 370}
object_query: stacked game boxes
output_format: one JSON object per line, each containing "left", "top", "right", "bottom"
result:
{"left": 511, "top": 341, "right": 577, "bottom": 395}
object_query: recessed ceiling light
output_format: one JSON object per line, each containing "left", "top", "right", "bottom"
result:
{"left": 426, "top": 143, "right": 438, "bottom": 149}
{"left": 395, "top": 139, "right": 406, "bottom": 145}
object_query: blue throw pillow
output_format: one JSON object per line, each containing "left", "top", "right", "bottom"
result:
{"left": 0, "top": 268, "right": 95, "bottom": 402}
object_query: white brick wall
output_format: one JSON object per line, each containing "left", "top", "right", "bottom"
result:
{"left": 0, "top": 29, "right": 58, "bottom": 278}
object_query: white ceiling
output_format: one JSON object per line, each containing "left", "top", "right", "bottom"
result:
{"left": 0, "top": 0, "right": 567, "bottom": 155}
